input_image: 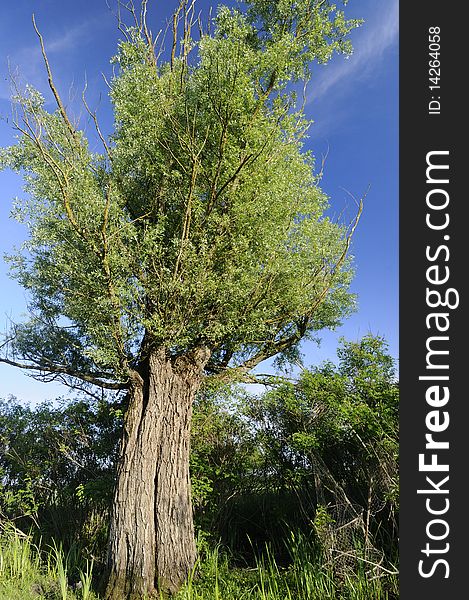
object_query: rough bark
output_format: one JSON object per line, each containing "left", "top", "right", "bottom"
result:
{"left": 104, "top": 346, "right": 209, "bottom": 600}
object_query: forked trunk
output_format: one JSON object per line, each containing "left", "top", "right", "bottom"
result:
{"left": 104, "top": 347, "right": 209, "bottom": 599}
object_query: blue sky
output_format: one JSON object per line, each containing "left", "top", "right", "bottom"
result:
{"left": 0, "top": 0, "right": 398, "bottom": 403}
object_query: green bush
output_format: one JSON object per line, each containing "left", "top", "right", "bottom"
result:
{"left": 0, "top": 394, "right": 122, "bottom": 563}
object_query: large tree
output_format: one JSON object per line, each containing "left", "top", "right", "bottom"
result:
{"left": 0, "top": 0, "right": 361, "bottom": 597}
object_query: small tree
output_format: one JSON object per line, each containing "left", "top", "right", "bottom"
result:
{"left": 0, "top": 0, "right": 361, "bottom": 597}
{"left": 244, "top": 334, "right": 399, "bottom": 536}
{"left": 0, "top": 395, "right": 120, "bottom": 544}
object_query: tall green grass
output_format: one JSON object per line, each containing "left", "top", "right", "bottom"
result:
{"left": 0, "top": 526, "right": 99, "bottom": 600}
{"left": 0, "top": 526, "right": 398, "bottom": 600}
{"left": 172, "top": 531, "right": 398, "bottom": 600}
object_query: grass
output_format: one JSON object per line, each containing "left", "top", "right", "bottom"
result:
{"left": 0, "top": 526, "right": 99, "bottom": 600}
{"left": 178, "top": 536, "right": 398, "bottom": 600}
{"left": 0, "top": 526, "right": 398, "bottom": 600}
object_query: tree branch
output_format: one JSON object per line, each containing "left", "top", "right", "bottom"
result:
{"left": 0, "top": 355, "right": 127, "bottom": 390}
{"left": 32, "top": 14, "right": 77, "bottom": 138}
{"left": 82, "top": 81, "right": 111, "bottom": 159}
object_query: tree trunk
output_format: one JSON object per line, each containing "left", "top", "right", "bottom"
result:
{"left": 104, "top": 347, "right": 209, "bottom": 600}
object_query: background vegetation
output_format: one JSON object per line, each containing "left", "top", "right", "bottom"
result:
{"left": 0, "top": 334, "right": 398, "bottom": 598}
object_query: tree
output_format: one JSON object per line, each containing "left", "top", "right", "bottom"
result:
{"left": 0, "top": 395, "right": 120, "bottom": 549}
{"left": 244, "top": 335, "right": 399, "bottom": 553}
{"left": 0, "top": 0, "right": 361, "bottom": 597}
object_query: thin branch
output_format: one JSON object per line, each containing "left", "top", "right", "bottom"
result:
{"left": 120, "top": 0, "right": 139, "bottom": 29}
{"left": 105, "top": 0, "right": 131, "bottom": 42}
{"left": 205, "top": 367, "right": 292, "bottom": 386}
{"left": 171, "top": 156, "right": 199, "bottom": 281}
{"left": 330, "top": 550, "right": 398, "bottom": 576}
{"left": 213, "top": 152, "right": 254, "bottom": 203}
{"left": 82, "top": 80, "right": 111, "bottom": 159}
{"left": 171, "top": 1, "right": 186, "bottom": 71}
{"left": 100, "top": 182, "right": 129, "bottom": 371}
{"left": 32, "top": 14, "right": 77, "bottom": 138}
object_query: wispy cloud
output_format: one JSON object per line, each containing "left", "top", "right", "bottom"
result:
{"left": 0, "top": 16, "right": 106, "bottom": 102}
{"left": 43, "top": 18, "right": 99, "bottom": 54}
{"left": 308, "top": 0, "right": 398, "bottom": 104}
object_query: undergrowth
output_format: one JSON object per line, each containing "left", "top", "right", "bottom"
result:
{"left": 0, "top": 526, "right": 398, "bottom": 600}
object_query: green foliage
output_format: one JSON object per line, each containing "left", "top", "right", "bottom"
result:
{"left": 189, "top": 335, "right": 398, "bottom": 561}
{"left": 0, "top": 395, "right": 121, "bottom": 559}
{"left": 0, "top": 395, "right": 120, "bottom": 511}
{"left": 242, "top": 334, "right": 399, "bottom": 557}
{"left": 0, "top": 335, "right": 397, "bottom": 568}
{"left": 245, "top": 334, "right": 398, "bottom": 481}
{"left": 312, "top": 505, "right": 335, "bottom": 538}
{"left": 190, "top": 385, "right": 258, "bottom": 515}
{"left": 49, "top": 541, "right": 69, "bottom": 600}
{"left": 180, "top": 532, "right": 398, "bottom": 598}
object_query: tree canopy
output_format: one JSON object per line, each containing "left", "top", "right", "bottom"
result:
{"left": 0, "top": 0, "right": 362, "bottom": 390}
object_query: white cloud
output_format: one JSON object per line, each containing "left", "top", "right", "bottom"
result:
{"left": 308, "top": 0, "right": 398, "bottom": 103}
{"left": 0, "top": 16, "right": 106, "bottom": 102}
{"left": 44, "top": 19, "right": 98, "bottom": 54}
